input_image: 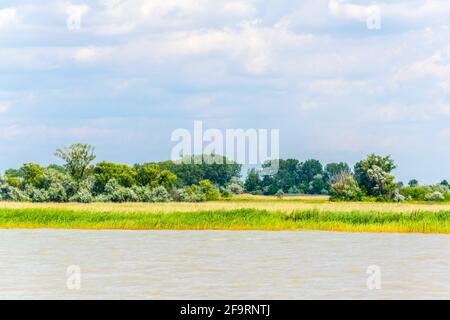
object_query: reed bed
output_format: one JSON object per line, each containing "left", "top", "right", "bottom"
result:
{"left": 0, "top": 206, "right": 449, "bottom": 234}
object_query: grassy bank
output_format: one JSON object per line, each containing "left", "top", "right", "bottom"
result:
{"left": 0, "top": 206, "right": 449, "bottom": 234}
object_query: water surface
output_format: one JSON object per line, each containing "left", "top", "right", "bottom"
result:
{"left": 0, "top": 230, "right": 449, "bottom": 299}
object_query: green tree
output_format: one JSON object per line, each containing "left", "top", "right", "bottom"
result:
{"left": 158, "top": 170, "right": 177, "bottom": 190}
{"left": 134, "top": 163, "right": 161, "bottom": 187}
{"left": 4, "top": 168, "right": 24, "bottom": 178}
{"left": 198, "top": 179, "right": 221, "bottom": 200}
{"left": 93, "top": 162, "right": 137, "bottom": 193}
{"left": 408, "top": 179, "right": 419, "bottom": 187}
{"left": 54, "top": 143, "right": 96, "bottom": 181}
{"left": 309, "top": 174, "right": 328, "bottom": 194}
{"left": 354, "top": 154, "right": 397, "bottom": 199}
{"left": 298, "top": 159, "right": 323, "bottom": 186}
{"left": 158, "top": 154, "right": 241, "bottom": 187}
{"left": 244, "top": 168, "right": 261, "bottom": 192}
{"left": 21, "top": 163, "right": 44, "bottom": 187}
{"left": 325, "top": 162, "right": 351, "bottom": 182}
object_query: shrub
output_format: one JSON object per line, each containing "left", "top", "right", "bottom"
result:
{"left": 130, "top": 186, "right": 153, "bottom": 202}
{"left": 104, "top": 179, "right": 139, "bottom": 202}
{"left": 276, "top": 189, "right": 284, "bottom": 199}
{"left": 93, "top": 194, "right": 112, "bottom": 202}
{"left": 199, "top": 179, "right": 221, "bottom": 200}
{"left": 70, "top": 188, "right": 94, "bottom": 203}
{"left": 172, "top": 188, "right": 189, "bottom": 202}
{"left": 47, "top": 182, "right": 67, "bottom": 202}
{"left": 0, "top": 183, "right": 29, "bottom": 201}
{"left": 392, "top": 190, "right": 405, "bottom": 202}
{"left": 26, "top": 187, "right": 49, "bottom": 202}
{"left": 221, "top": 188, "right": 232, "bottom": 199}
{"left": 287, "top": 186, "right": 300, "bottom": 194}
{"left": 228, "top": 182, "right": 244, "bottom": 195}
{"left": 330, "top": 173, "right": 362, "bottom": 201}
{"left": 425, "top": 191, "right": 445, "bottom": 202}
{"left": 430, "top": 184, "right": 449, "bottom": 195}
{"left": 399, "top": 186, "right": 429, "bottom": 201}
{"left": 148, "top": 186, "right": 172, "bottom": 202}
{"left": 186, "top": 192, "right": 207, "bottom": 202}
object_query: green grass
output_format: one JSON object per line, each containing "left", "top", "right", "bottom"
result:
{"left": 0, "top": 207, "right": 449, "bottom": 233}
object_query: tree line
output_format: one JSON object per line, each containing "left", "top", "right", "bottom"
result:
{"left": 0, "top": 143, "right": 449, "bottom": 203}
{"left": 0, "top": 144, "right": 242, "bottom": 203}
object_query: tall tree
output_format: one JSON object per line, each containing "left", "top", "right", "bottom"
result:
{"left": 324, "top": 162, "right": 351, "bottom": 182}
{"left": 54, "top": 143, "right": 96, "bottom": 181}
{"left": 244, "top": 168, "right": 261, "bottom": 192}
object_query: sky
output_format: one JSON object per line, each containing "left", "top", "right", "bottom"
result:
{"left": 1, "top": 0, "right": 450, "bottom": 183}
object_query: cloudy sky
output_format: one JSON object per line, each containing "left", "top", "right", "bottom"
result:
{"left": 1, "top": 0, "right": 450, "bottom": 183}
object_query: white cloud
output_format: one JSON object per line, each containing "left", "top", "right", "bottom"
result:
{"left": 328, "top": 0, "right": 376, "bottom": 22}
{"left": 0, "top": 7, "right": 19, "bottom": 30}
{"left": 308, "top": 79, "right": 372, "bottom": 96}
{"left": 74, "top": 47, "right": 99, "bottom": 62}
{"left": 392, "top": 44, "right": 450, "bottom": 83}
{"left": 90, "top": 0, "right": 257, "bottom": 35}
{"left": 0, "top": 101, "right": 11, "bottom": 113}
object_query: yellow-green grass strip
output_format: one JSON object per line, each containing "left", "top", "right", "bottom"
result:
{"left": 0, "top": 208, "right": 449, "bottom": 234}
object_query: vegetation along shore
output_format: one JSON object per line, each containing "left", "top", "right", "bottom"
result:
{"left": 2, "top": 143, "right": 450, "bottom": 233}
{"left": 0, "top": 199, "right": 449, "bottom": 233}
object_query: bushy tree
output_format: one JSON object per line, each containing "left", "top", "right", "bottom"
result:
{"left": 298, "top": 159, "right": 323, "bottom": 186}
{"left": 55, "top": 143, "right": 96, "bottom": 181}
{"left": 22, "top": 163, "right": 44, "bottom": 187}
{"left": 354, "top": 154, "right": 397, "bottom": 199}
{"left": 330, "top": 173, "right": 362, "bottom": 201}
{"left": 198, "top": 179, "right": 221, "bottom": 200}
{"left": 158, "top": 170, "right": 177, "bottom": 190}
{"left": 93, "top": 162, "right": 137, "bottom": 193}
{"left": 134, "top": 163, "right": 160, "bottom": 186}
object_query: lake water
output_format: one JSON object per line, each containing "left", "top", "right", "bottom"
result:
{"left": 0, "top": 229, "right": 449, "bottom": 299}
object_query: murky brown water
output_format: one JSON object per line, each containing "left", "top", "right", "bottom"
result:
{"left": 0, "top": 230, "right": 449, "bottom": 299}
